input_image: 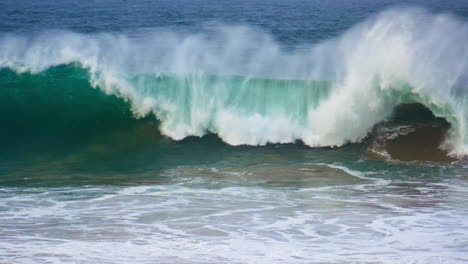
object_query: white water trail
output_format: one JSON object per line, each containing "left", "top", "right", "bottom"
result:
{"left": 1, "top": 7, "right": 468, "bottom": 154}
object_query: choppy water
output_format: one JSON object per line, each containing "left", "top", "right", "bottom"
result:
{"left": 1, "top": 0, "right": 468, "bottom": 263}
{"left": 1, "top": 163, "right": 468, "bottom": 263}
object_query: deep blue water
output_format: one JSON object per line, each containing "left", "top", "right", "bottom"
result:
{"left": 2, "top": 0, "right": 468, "bottom": 44}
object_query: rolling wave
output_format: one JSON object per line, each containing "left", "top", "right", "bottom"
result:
{"left": 1, "top": 7, "right": 467, "bottom": 155}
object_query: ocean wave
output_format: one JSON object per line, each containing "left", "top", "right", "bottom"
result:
{"left": 1, "top": 7, "right": 467, "bottom": 155}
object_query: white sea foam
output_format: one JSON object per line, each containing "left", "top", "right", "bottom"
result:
{"left": 1, "top": 175, "right": 467, "bottom": 264}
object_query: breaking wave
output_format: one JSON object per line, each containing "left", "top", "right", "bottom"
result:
{"left": 1, "top": 7, "right": 468, "bottom": 155}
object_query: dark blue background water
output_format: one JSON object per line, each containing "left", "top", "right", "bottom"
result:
{"left": 2, "top": 0, "right": 468, "bottom": 45}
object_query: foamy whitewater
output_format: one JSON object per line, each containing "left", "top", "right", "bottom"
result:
{"left": 1, "top": 8, "right": 468, "bottom": 154}
{"left": 1, "top": 164, "right": 468, "bottom": 264}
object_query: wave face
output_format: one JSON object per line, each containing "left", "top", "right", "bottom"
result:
{"left": 0, "top": 66, "right": 143, "bottom": 148}
{"left": 1, "top": 8, "right": 468, "bottom": 154}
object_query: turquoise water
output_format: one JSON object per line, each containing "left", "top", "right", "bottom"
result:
{"left": 1, "top": 1, "right": 468, "bottom": 263}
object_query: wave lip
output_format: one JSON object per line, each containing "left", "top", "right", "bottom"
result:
{"left": 1, "top": 7, "right": 468, "bottom": 155}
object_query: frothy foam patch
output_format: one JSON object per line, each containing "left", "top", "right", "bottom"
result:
{"left": 1, "top": 178, "right": 467, "bottom": 264}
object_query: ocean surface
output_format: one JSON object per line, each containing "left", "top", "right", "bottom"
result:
{"left": 1, "top": 0, "right": 468, "bottom": 263}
